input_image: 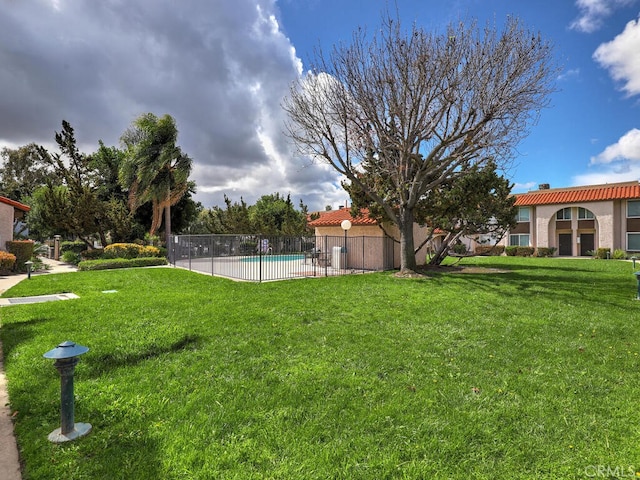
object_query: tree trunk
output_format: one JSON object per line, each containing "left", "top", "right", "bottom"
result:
{"left": 98, "top": 229, "right": 108, "bottom": 249}
{"left": 164, "top": 202, "right": 171, "bottom": 244}
{"left": 398, "top": 209, "right": 417, "bottom": 273}
{"left": 429, "top": 231, "right": 463, "bottom": 265}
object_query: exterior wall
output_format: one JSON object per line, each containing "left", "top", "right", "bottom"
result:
{"left": 616, "top": 200, "right": 626, "bottom": 251}
{"left": 313, "top": 222, "right": 431, "bottom": 268}
{"left": 313, "top": 225, "right": 388, "bottom": 270}
{"left": 506, "top": 201, "right": 621, "bottom": 255}
{"left": 0, "top": 202, "right": 15, "bottom": 250}
{"left": 536, "top": 202, "right": 614, "bottom": 255}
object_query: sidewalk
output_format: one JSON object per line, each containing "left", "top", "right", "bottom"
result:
{"left": 0, "top": 259, "right": 77, "bottom": 480}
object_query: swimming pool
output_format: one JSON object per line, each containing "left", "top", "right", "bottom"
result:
{"left": 240, "top": 254, "right": 305, "bottom": 263}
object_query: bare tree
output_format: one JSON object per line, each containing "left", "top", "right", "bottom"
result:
{"left": 283, "top": 15, "right": 557, "bottom": 273}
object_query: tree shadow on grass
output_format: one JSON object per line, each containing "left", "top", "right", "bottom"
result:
{"left": 0, "top": 317, "right": 49, "bottom": 361}
{"left": 84, "top": 334, "right": 202, "bottom": 377}
{"left": 442, "top": 267, "right": 635, "bottom": 312}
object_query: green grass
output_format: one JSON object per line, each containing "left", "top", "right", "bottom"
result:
{"left": 1, "top": 257, "right": 639, "bottom": 479}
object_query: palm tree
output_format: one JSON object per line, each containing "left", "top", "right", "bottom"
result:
{"left": 120, "top": 113, "right": 192, "bottom": 241}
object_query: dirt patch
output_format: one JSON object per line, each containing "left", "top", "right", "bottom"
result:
{"left": 446, "top": 266, "right": 509, "bottom": 274}
{"left": 393, "top": 265, "right": 509, "bottom": 278}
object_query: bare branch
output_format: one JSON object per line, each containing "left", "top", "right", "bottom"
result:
{"left": 283, "top": 13, "right": 557, "bottom": 272}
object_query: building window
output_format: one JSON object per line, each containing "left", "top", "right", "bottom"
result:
{"left": 516, "top": 207, "right": 530, "bottom": 222}
{"left": 556, "top": 208, "right": 571, "bottom": 220}
{"left": 509, "top": 234, "right": 530, "bottom": 246}
{"left": 628, "top": 200, "right": 640, "bottom": 218}
{"left": 578, "top": 208, "right": 594, "bottom": 219}
{"left": 628, "top": 233, "right": 640, "bottom": 251}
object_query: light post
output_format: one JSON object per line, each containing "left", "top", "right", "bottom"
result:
{"left": 53, "top": 235, "right": 61, "bottom": 261}
{"left": 341, "top": 219, "right": 351, "bottom": 270}
{"left": 25, "top": 260, "right": 33, "bottom": 280}
{"left": 43, "top": 341, "right": 92, "bottom": 443}
{"left": 341, "top": 219, "right": 351, "bottom": 253}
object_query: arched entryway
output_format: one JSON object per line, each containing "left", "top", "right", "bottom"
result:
{"left": 552, "top": 207, "right": 598, "bottom": 256}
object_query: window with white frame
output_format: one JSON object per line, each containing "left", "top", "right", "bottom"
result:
{"left": 628, "top": 200, "right": 640, "bottom": 218}
{"left": 578, "top": 207, "right": 594, "bottom": 219}
{"left": 516, "top": 207, "right": 530, "bottom": 222}
{"left": 628, "top": 233, "right": 640, "bottom": 251}
{"left": 556, "top": 207, "right": 571, "bottom": 220}
{"left": 509, "top": 234, "right": 530, "bottom": 246}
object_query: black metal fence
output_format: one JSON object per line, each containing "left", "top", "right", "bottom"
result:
{"left": 168, "top": 234, "right": 396, "bottom": 282}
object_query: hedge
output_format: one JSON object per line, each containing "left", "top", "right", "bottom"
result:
{"left": 60, "top": 241, "right": 87, "bottom": 254}
{"left": 5, "top": 240, "right": 35, "bottom": 272}
{"left": 594, "top": 247, "right": 611, "bottom": 259}
{"left": 77, "top": 257, "right": 167, "bottom": 271}
{"left": 81, "top": 248, "right": 105, "bottom": 260}
{"left": 516, "top": 246, "right": 535, "bottom": 257}
{"left": 475, "top": 245, "right": 505, "bottom": 256}
{"left": 505, "top": 246, "right": 534, "bottom": 257}
{"left": 0, "top": 251, "right": 17, "bottom": 272}
{"left": 536, "top": 247, "right": 557, "bottom": 257}
{"left": 103, "top": 243, "right": 162, "bottom": 259}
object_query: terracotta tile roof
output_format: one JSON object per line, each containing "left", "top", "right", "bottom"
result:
{"left": 514, "top": 181, "right": 640, "bottom": 206}
{"left": 0, "top": 196, "right": 30, "bottom": 212}
{"left": 307, "top": 207, "right": 378, "bottom": 227}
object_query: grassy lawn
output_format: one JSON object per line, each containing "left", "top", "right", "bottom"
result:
{"left": 1, "top": 257, "right": 639, "bottom": 479}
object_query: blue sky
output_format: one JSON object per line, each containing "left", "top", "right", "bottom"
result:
{"left": 277, "top": 0, "right": 640, "bottom": 194}
{"left": 1, "top": 0, "right": 639, "bottom": 210}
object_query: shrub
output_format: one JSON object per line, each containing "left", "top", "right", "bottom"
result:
{"left": 475, "top": 245, "right": 505, "bottom": 256}
{"left": 32, "top": 241, "right": 50, "bottom": 258}
{"left": 104, "top": 243, "right": 146, "bottom": 259}
{"left": 451, "top": 242, "right": 468, "bottom": 254}
{"left": 78, "top": 257, "right": 167, "bottom": 271}
{"left": 60, "top": 241, "right": 87, "bottom": 255}
{"left": 516, "top": 247, "right": 535, "bottom": 257}
{"left": 6, "top": 240, "right": 35, "bottom": 272}
{"left": 613, "top": 249, "right": 627, "bottom": 260}
{"left": 536, "top": 247, "right": 557, "bottom": 257}
{"left": 505, "top": 246, "right": 518, "bottom": 256}
{"left": 144, "top": 233, "right": 161, "bottom": 247}
{"left": 0, "top": 251, "right": 17, "bottom": 272}
{"left": 141, "top": 245, "right": 161, "bottom": 257}
{"left": 594, "top": 248, "right": 611, "bottom": 259}
{"left": 61, "top": 251, "right": 82, "bottom": 265}
{"left": 81, "top": 248, "right": 105, "bottom": 260}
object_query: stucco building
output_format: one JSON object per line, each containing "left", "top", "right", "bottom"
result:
{"left": 0, "top": 196, "right": 30, "bottom": 250}
{"left": 307, "top": 207, "right": 432, "bottom": 268}
{"left": 503, "top": 181, "right": 640, "bottom": 256}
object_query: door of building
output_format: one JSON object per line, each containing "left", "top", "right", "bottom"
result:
{"left": 559, "top": 233, "right": 572, "bottom": 256}
{"left": 580, "top": 233, "right": 594, "bottom": 256}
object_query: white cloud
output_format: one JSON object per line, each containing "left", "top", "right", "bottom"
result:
{"left": 0, "top": 0, "right": 342, "bottom": 211}
{"left": 557, "top": 68, "right": 581, "bottom": 81}
{"left": 573, "top": 166, "right": 640, "bottom": 185}
{"left": 571, "top": 0, "right": 636, "bottom": 33}
{"left": 578, "top": 128, "right": 640, "bottom": 186}
{"left": 590, "top": 128, "right": 640, "bottom": 164}
{"left": 593, "top": 15, "right": 640, "bottom": 96}
{"left": 512, "top": 182, "right": 537, "bottom": 193}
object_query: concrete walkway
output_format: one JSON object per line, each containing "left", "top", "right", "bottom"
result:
{"left": 0, "top": 259, "right": 77, "bottom": 480}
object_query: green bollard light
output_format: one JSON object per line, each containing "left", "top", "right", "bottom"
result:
{"left": 43, "top": 341, "right": 92, "bottom": 443}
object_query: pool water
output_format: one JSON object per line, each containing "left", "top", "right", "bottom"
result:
{"left": 240, "top": 254, "right": 305, "bottom": 263}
